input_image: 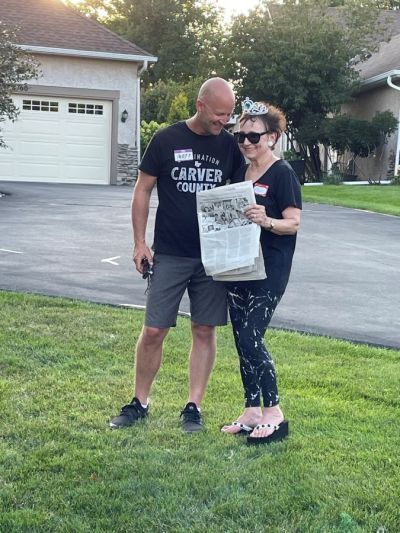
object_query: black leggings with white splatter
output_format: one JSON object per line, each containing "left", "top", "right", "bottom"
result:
{"left": 227, "top": 286, "right": 282, "bottom": 408}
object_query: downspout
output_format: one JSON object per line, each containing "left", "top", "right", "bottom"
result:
{"left": 387, "top": 72, "right": 400, "bottom": 176}
{"left": 136, "top": 60, "right": 148, "bottom": 162}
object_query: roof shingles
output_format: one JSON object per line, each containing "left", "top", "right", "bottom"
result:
{"left": 1, "top": 0, "right": 154, "bottom": 58}
{"left": 357, "top": 34, "right": 400, "bottom": 80}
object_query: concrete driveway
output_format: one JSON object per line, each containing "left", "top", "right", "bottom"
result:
{"left": 1, "top": 181, "right": 399, "bottom": 349}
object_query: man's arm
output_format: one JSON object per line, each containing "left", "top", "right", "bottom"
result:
{"left": 131, "top": 170, "right": 157, "bottom": 273}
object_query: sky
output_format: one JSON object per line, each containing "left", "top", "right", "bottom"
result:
{"left": 66, "top": 0, "right": 262, "bottom": 20}
{"left": 216, "top": 0, "right": 261, "bottom": 20}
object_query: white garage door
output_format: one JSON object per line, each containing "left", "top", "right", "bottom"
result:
{"left": 0, "top": 94, "right": 112, "bottom": 184}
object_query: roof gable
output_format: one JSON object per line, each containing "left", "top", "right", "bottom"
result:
{"left": 356, "top": 10, "right": 400, "bottom": 81}
{"left": 357, "top": 34, "right": 400, "bottom": 80}
{"left": 1, "top": 0, "right": 155, "bottom": 59}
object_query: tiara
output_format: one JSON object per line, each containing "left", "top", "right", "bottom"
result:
{"left": 241, "top": 97, "right": 268, "bottom": 115}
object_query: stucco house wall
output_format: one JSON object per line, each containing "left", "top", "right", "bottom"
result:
{"left": 343, "top": 86, "right": 400, "bottom": 179}
{"left": 1, "top": 0, "right": 157, "bottom": 185}
{"left": 340, "top": 20, "right": 400, "bottom": 180}
{"left": 32, "top": 55, "right": 138, "bottom": 145}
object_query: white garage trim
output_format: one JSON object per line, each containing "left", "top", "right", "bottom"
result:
{"left": 18, "top": 44, "right": 158, "bottom": 64}
{"left": 2, "top": 85, "right": 120, "bottom": 185}
{"left": 2, "top": 94, "right": 112, "bottom": 184}
{"left": 27, "top": 85, "right": 120, "bottom": 185}
{"left": 1, "top": 91, "right": 116, "bottom": 185}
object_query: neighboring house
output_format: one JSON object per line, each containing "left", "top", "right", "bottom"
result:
{"left": 0, "top": 0, "right": 157, "bottom": 185}
{"left": 342, "top": 14, "right": 400, "bottom": 180}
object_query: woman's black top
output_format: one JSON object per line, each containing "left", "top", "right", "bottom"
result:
{"left": 231, "top": 160, "right": 302, "bottom": 294}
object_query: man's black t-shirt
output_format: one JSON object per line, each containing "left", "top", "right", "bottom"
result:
{"left": 232, "top": 160, "right": 302, "bottom": 294}
{"left": 139, "top": 121, "right": 244, "bottom": 258}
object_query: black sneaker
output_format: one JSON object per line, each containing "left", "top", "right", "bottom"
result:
{"left": 109, "top": 397, "right": 148, "bottom": 429}
{"left": 180, "top": 402, "right": 203, "bottom": 433}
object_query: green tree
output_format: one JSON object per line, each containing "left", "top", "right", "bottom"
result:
{"left": 141, "top": 78, "right": 200, "bottom": 123}
{"left": 167, "top": 93, "right": 190, "bottom": 123}
{"left": 64, "top": 0, "right": 109, "bottom": 17}
{"left": 0, "top": 22, "right": 39, "bottom": 147}
{"left": 328, "top": 0, "right": 400, "bottom": 7}
{"left": 141, "top": 80, "right": 180, "bottom": 123}
{"left": 322, "top": 112, "right": 398, "bottom": 158}
{"left": 224, "top": 0, "right": 393, "bottom": 179}
{"left": 68, "top": 0, "right": 225, "bottom": 85}
{"left": 140, "top": 119, "right": 168, "bottom": 156}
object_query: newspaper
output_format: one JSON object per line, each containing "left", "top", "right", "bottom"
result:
{"left": 212, "top": 245, "right": 266, "bottom": 281}
{"left": 197, "top": 181, "right": 265, "bottom": 280}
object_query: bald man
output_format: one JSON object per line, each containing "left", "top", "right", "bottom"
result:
{"left": 109, "top": 78, "right": 244, "bottom": 432}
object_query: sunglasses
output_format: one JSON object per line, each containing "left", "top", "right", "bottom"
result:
{"left": 234, "top": 131, "right": 269, "bottom": 144}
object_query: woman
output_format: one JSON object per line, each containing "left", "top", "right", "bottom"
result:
{"left": 221, "top": 98, "right": 302, "bottom": 445}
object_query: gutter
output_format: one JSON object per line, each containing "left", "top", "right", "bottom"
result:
{"left": 18, "top": 44, "right": 157, "bottom": 63}
{"left": 136, "top": 60, "right": 150, "bottom": 161}
{"left": 385, "top": 72, "right": 400, "bottom": 175}
{"left": 358, "top": 69, "right": 400, "bottom": 92}
{"left": 387, "top": 72, "right": 400, "bottom": 91}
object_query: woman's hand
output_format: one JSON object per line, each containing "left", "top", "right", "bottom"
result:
{"left": 244, "top": 204, "right": 269, "bottom": 227}
{"left": 244, "top": 204, "right": 301, "bottom": 234}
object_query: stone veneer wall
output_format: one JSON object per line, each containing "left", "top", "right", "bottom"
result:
{"left": 117, "top": 144, "right": 139, "bottom": 184}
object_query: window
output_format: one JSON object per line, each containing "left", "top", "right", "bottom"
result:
{"left": 22, "top": 100, "right": 58, "bottom": 112}
{"left": 68, "top": 103, "right": 103, "bottom": 115}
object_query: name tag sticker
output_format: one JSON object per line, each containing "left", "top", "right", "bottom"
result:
{"left": 254, "top": 184, "right": 269, "bottom": 196}
{"left": 174, "top": 149, "right": 194, "bottom": 162}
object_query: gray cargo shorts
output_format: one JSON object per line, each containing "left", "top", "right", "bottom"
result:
{"left": 144, "top": 253, "right": 228, "bottom": 328}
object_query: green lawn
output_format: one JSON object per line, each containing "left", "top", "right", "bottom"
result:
{"left": 302, "top": 185, "right": 400, "bottom": 216}
{"left": 1, "top": 292, "right": 399, "bottom": 532}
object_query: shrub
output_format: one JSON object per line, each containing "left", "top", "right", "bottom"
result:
{"left": 390, "top": 172, "right": 400, "bottom": 186}
{"left": 283, "top": 149, "right": 302, "bottom": 161}
{"left": 167, "top": 93, "right": 190, "bottom": 123}
{"left": 322, "top": 172, "right": 343, "bottom": 185}
{"left": 140, "top": 120, "right": 168, "bottom": 156}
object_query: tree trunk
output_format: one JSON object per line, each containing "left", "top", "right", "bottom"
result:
{"left": 302, "top": 143, "right": 322, "bottom": 182}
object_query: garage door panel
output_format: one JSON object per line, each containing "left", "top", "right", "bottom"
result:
{"left": 63, "top": 123, "right": 108, "bottom": 139}
{"left": 66, "top": 154, "right": 106, "bottom": 165}
{"left": 0, "top": 95, "right": 112, "bottom": 184}
{"left": 65, "top": 156, "right": 107, "bottom": 168}
{"left": 2, "top": 122, "right": 17, "bottom": 135}
{"left": 0, "top": 162, "right": 14, "bottom": 175}
{"left": 19, "top": 158, "right": 59, "bottom": 167}
{"left": 20, "top": 141, "right": 61, "bottom": 156}
{"left": 65, "top": 165, "right": 107, "bottom": 180}
{"left": 65, "top": 146, "right": 107, "bottom": 160}
{"left": 1, "top": 143, "right": 17, "bottom": 155}
{"left": 21, "top": 121, "right": 63, "bottom": 136}
{"left": 21, "top": 112, "right": 60, "bottom": 121}
{"left": 18, "top": 162, "right": 60, "bottom": 179}
{"left": 19, "top": 138, "right": 61, "bottom": 149}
